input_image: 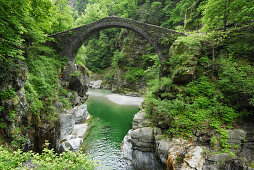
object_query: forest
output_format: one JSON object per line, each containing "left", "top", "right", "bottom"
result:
{"left": 0, "top": 0, "right": 253, "bottom": 169}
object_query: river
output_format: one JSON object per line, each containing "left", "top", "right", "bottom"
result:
{"left": 82, "top": 89, "right": 143, "bottom": 169}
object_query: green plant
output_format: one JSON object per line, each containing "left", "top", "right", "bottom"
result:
{"left": 124, "top": 67, "right": 145, "bottom": 83}
{"left": 0, "top": 143, "right": 97, "bottom": 169}
{"left": 144, "top": 76, "right": 240, "bottom": 147}
{"left": 0, "top": 88, "right": 16, "bottom": 100}
{"left": 0, "top": 119, "right": 6, "bottom": 129}
{"left": 69, "top": 71, "right": 81, "bottom": 77}
{"left": 8, "top": 111, "right": 16, "bottom": 120}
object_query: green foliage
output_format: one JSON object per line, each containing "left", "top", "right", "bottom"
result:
{"left": 161, "top": 0, "right": 196, "bottom": 29}
{"left": 143, "top": 54, "right": 160, "bottom": 80}
{"left": 75, "top": 45, "right": 87, "bottom": 65}
{"left": 112, "top": 50, "right": 125, "bottom": 68}
{"left": 0, "top": 88, "right": 16, "bottom": 100}
{"left": 24, "top": 47, "right": 72, "bottom": 117}
{"left": 0, "top": 119, "right": 6, "bottom": 129}
{"left": 75, "top": 3, "right": 108, "bottom": 26}
{"left": 201, "top": 0, "right": 254, "bottom": 31}
{"left": 139, "top": 1, "right": 164, "bottom": 25}
{"left": 0, "top": 143, "right": 96, "bottom": 169}
{"left": 0, "top": 0, "right": 54, "bottom": 80}
{"left": 124, "top": 67, "right": 145, "bottom": 84}
{"left": 85, "top": 32, "right": 111, "bottom": 72}
{"left": 218, "top": 57, "right": 254, "bottom": 107}
{"left": 51, "top": 0, "right": 74, "bottom": 32}
{"left": 144, "top": 76, "right": 240, "bottom": 142}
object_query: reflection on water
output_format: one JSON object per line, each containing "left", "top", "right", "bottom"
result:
{"left": 83, "top": 90, "right": 139, "bottom": 169}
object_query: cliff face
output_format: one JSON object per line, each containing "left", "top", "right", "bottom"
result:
{"left": 0, "top": 53, "right": 89, "bottom": 152}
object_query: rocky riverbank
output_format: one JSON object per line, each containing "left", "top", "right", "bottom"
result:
{"left": 123, "top": 110, "right": 254, "bottom": 170}
{"left": 57, "top": 104, "right": 91, "bottom": 152}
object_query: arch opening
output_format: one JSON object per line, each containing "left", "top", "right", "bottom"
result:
{"left": 72, "top": 20, "right": 164, "bottom": 66}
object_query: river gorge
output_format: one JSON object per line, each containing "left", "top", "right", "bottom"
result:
{"left": 83, "top": 89, "right": 143, "bottom": 169}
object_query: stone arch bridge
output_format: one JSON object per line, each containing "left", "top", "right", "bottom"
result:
{"left": 49, "top": 17, "right": 184, "bottom": 68}
{"left": 48, "top": 17, "right": 184, "bottom": 95}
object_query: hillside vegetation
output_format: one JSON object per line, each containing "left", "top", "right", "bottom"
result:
{"left": 0, "top": 0, "right": 253, "bottom": 168}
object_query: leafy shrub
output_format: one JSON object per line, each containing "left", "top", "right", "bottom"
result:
{"left": 0, "top": 143, "right": 97, "bottom": 169}
{"left": 144, "top": 76, "right": 239, "bottom": 142}
{"left": 124, "top": 67, "right": 145, "bottom": 83}
{"left": 218, "top": 57, "right": 254, "bottom": 107}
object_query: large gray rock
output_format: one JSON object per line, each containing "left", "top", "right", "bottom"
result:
{"left": 64, "top": 104, "right": 89, "bottom": 124}
{"left": 132, "top": 110, "right": 151, "bottom": 130}
{"left": 58, "top": 104, "right": 90, "bottom": 153}
{"left": 182, "top": 146, "right": 204, "bottom": 170}
{"left": 132, "top": 150, "right": 163, "bottom": 170}
{"left": 60, "top": 123, "right": 88, "bottom": 152}
{"left": 61, "top": 63, "right": 88, "bottom": 97}
{"left": 59, "top": 114, "right": 75, "bottom": 139}
{"left": 89, "top": 80, "right": 102, "bottom": 89}
{"left": 167, "top": 139, "right": 192, "bottom": 169}
{"left": 61, "top": 138, "right": 83, "bottom": 152}
{"left": 131, "top": 127, "right": 154, "bottom": 152}
{"left": 73, "top": 104, "right": 89, "bottom": 124}
{"left": 155, "top": 138, "right": 171, "bottom": 164}
{"left": 228, "top": 129, "right": 246, "bottom": 145}
{"left": 71, "top": 123, "right": 88, "bottom": 138}
{"left": 122, "top": 130, "right": 133, "bottom": 161}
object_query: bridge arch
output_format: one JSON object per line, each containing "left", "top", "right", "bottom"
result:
{"left": 73, "top": 21, "right": 163, "bottom": 65}
{"left": 50, "top": 17, "right": 183, "bottom": 63}
{"left": 49, "top": 17, "right": 184, "bottom": 78}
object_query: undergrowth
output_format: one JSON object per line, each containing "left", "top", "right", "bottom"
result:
{"left": 0, "top": 143, "right": 97, "bottom": 169}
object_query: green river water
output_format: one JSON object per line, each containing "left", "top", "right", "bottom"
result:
{"left": 82, "top": 90, "right": 140, "bottom": 169}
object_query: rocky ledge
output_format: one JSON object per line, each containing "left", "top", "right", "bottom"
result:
{"left": 57, "top": 104, "right": 90, "bottom": 152}
{"left": 122, "top": 110, "right": 254, "bottom": 170}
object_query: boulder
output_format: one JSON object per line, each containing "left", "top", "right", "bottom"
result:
{"left": 166, "top": 139, "right": 191, "bottom": 169}
{"left": 228, "top": 129, "right": 246, "bottom": 145}
{"left": 89, "top": 80, "right": 102, "bottom": 89}
{"left": 61, "top": 63, "right": 88, "bottom": 97}
{"left": 132, "top": 150, "right": 163, "bottom": 170}
{"left": 131, "top": 127, "right": 154, "bottom": 152}
{"left": 181, "top": 146, "right": 204, "bottom": 170}
{"left": 73, "top": 104, "right": 89, "bottom": 124}
{"left": 59, "top": 114, "right": 75, "bottom": 139}
{"left": 155, "top": 138, "right": 171, "bottom": 164}
{"left": 132, "top": 110, "right": 151, "bottom": 130}
{"left": 61, "top": 138, "right": 83, "bottom": 152}
{"left": 122, "top": 130, "right": 133, "bottom": 161}
{"left": 71, "top": 124, "right": 88, "bottom": 138}
{"left": 58, "top": 104, "right": 90, "bottom": 153}
{"left": 204, "top": 153, "right": 232, "bottom": 170}
{"left": 206, "top": 153, "right": 231, "bottom": 162}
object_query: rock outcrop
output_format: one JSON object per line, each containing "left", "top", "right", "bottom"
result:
{"left": 123, "top": 110, "right": 204, "bottom": 170}
{"left": 57, "top": 104, "right": 90, "bottom": 152}
{"left": 123, "top": 111, "right": 254, "bottom": 170}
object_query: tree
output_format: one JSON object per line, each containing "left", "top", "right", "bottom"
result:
{"left": 85, "top": 32, "right": 111, "bottom": 72}
{"left": 202, "top": 0, "right": 254, "bottom": 31}
{"left": 0, "top": 0, "right": 55, "bottom": 82}
{"left": 51, "top": 0, "right": 74, "bottom": 32}
{"left": 74, "top": 3, "right": 108, "bottom": 26}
